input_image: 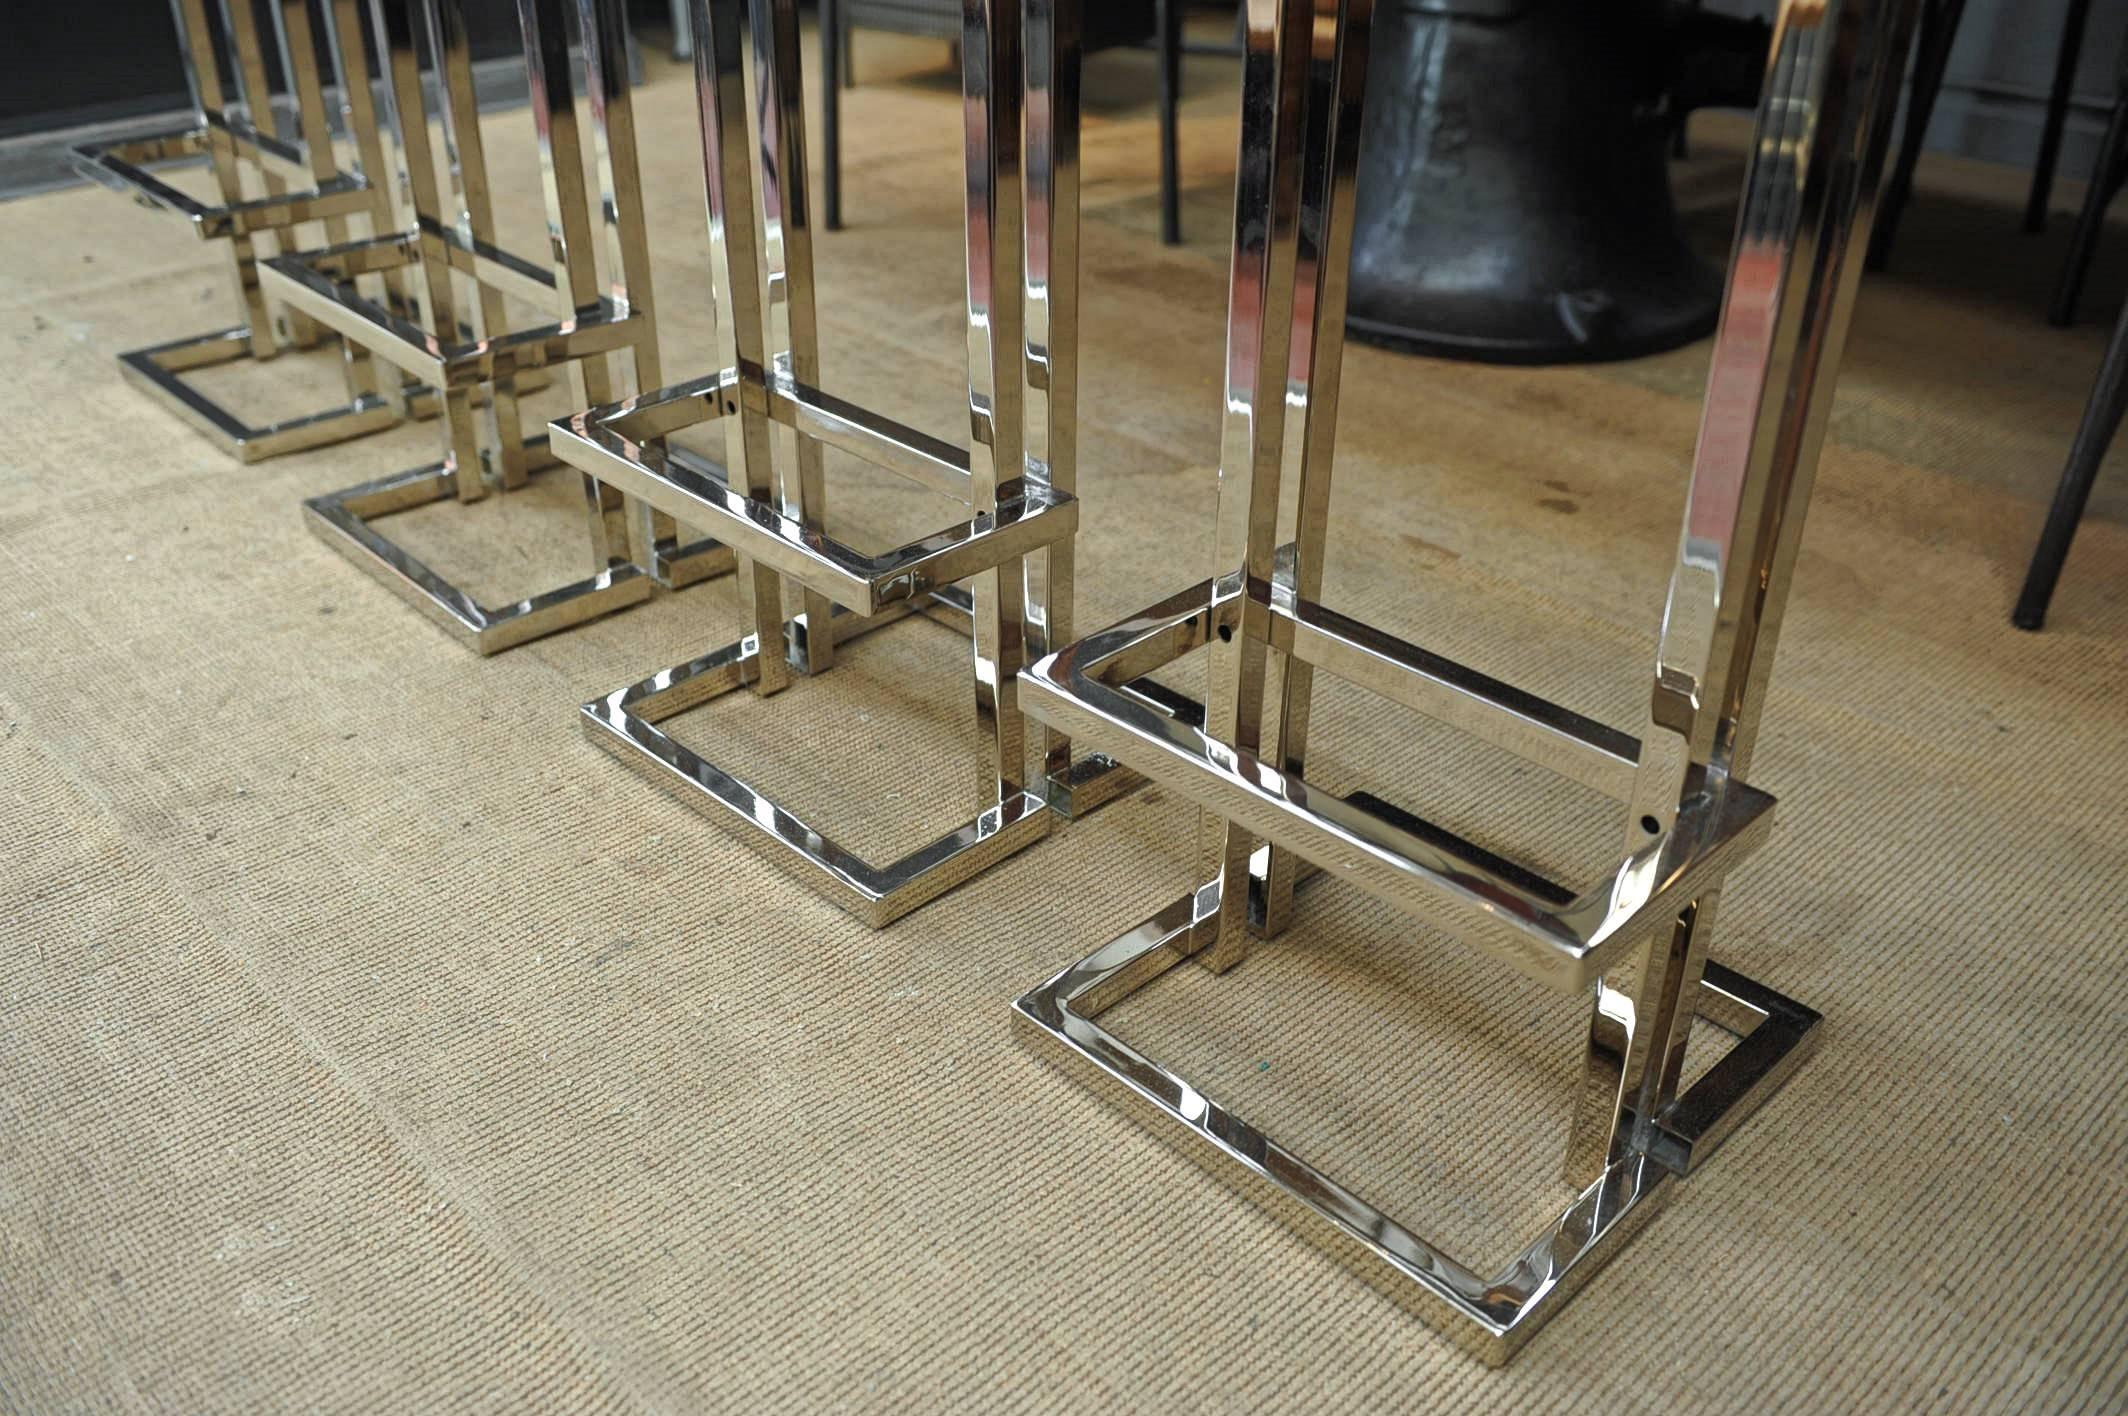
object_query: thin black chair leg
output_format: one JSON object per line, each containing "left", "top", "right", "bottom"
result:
{"left": 2026, "top": 0, "right": 2093, "bottom": 233}
{"left": 2050, "top": 95, "right": 2128, "bottom": 327}
{"left": 822, "top": 0, "right": 843, "bottom": 230}
{"left": 2016, "top": 297, "right": 2128, "bottom": 629}
{"left": 1867, "top": 0, "right": 1968, "bottom": 273}
{"left": 1157, "top": 0, "right": 1182, "bottom": 245}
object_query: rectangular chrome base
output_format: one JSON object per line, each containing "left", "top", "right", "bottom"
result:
{"left": 579, "top": 589, "right": 1058, "bottom": 926}
{"left": 120, "top": 327, "right": 403, "bottom": 464}
{"left": 303, "top": 452, "right": 650, "bottom": 654}
{"left": 1011, "top": 883, "right": 1820, "bottom": 1365}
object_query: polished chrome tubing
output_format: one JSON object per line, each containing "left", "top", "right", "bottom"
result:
{"left": 549, "top": 0, "right": 1128, "bottom": 926}
{"left": 1010, "top": 0, "right": 1918, "bottom": 1363}
{"left": 67, "top": 0, "right": 417, "bottom": 461}
{"left": 258, "top": 0, "right": 721, "bottom": 654}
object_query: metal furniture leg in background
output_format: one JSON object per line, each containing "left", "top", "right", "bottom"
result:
{"left": 69, "top": 0, "right": 405, "bottom": 461}
{"left": 1157, "top": 0, "right": 1182, "bottom": 244}
{"left": 2015, "top": 295, "right": 2128, "bottom": 629}
{"left": 2050, "top": 33, "right": 2128, "bottom": 328}
{"left": 551, "top": 0, "right": 1130, "bottom": 927}
{"left": 259, "top": 0, "right": 724, "bottom": 654}
{"left": 1011, "top": 0, "right": 1915, "bottom": 1364}
{"left": 821, "top": 0, "right": 843, "bottom": 229}
{"left": 2025, "top": 0, "right": 2093, "bottom": 233}
{"left": 1865, "top": 0, "right": 1965, "bottom": 272}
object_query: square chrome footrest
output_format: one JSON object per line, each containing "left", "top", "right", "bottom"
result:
{"left": 555, "top": 373, "right": 1078, "bottom": 620}
{"left": 560, "top": 367, "right": 1100, "bottom": 922}
{"left": 70, "top": 117, "right": 369, "bottom": 241}
{"left": 1020, "top": 577, "right": 1777, "bottom": 988}
{"left": 1010, "top": 557, "right": 1828, "bottom": 1360}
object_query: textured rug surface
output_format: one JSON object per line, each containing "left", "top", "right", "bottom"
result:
{"left": 3, "top": 36, "right": 2126, "bottom": 1413}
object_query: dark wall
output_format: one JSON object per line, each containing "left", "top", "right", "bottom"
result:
{"left": 3, "top": 0, "right": 539, "bottom": 140}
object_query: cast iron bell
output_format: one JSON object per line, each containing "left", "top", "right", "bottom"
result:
{"left": 1347, "top": 0, "right": 1768, "bottom": 363}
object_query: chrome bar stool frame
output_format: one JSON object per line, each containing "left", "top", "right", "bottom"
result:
{"left": 553, "top": 0, "right": 1128, "bottom": 926}
{"left": 1010, "top": 0, "right": 1915, "bottom": 1364}
{"left": 71, "top": 0, "right": 410, "bottom": 463}
{"left": 260, "top": 0, "right": 729, "bottom": 654}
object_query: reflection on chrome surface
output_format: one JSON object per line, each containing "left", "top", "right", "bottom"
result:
{"left": 1012, "top": 0, "right": 1915, "bottom": 1363}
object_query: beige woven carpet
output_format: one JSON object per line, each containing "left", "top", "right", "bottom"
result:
{"left": 5, "top": 37, "right": 2127, "bottom": 1412}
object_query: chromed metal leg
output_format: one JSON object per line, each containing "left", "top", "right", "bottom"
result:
{"left": 754, "top": 0, "right": 837, "bottom": 675}
{"left": 962, "top": 0, "right": 1037, "bottom": 808}
{"left": 1010, "top": 0, "right": 1916, "bottom": 1364}
{"left": 695, "top": 0, "right": 795, "bottom": 696}
{"left": 258, "top": 0, "right": 692, "bottom": 653}
{"left": 1196, "top": 0, "right": 1330, "bottom": 974}
{"left": 68, "top": 0, "right": 421, "bottom": 461}
{"left": 548, "top": 0, "right": 1115, "bottom": 922}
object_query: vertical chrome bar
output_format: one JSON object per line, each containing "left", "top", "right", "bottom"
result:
{"left": 691, "top": 0, "right": 792, "bottom": 694}
{"left": 1258, "top": 0, "right": 1373, "bottom": 937}
{"left": 577, "top": 0, "right": 659, "bottom": 372}
{"left": 371, "top": 0, "right": 487, "bottom": 498}
{"left": 577, "top": 0, "right": 669, "bottom": 570}
{"left": 173, "top": 0, "right": 277, "bottom": 355}
{"left": 1022, "top": 0, "right": 1080, "bottom": 793}
{"left": 519, "top": 0, "right": 609, "bottom": 335}
{"left": 326, "top": 0, "right": 397, "bottom": 237}
{"left": 961, "top": 0, "right": 1032, "bottom": 803}
{"left": 752, "top": 0, "right": 836, "bottom": 673}
{"left": 519, "top": 0, "right": 634, "bottom": 567}
{"left": 1196, "top": 0, "right": 1318, "bottom": 972}
{"left": 327, "top": 0, "right": 419, "bottom": 393}
{"left": 419, "top": 0, "right": 528, "bottom": 487}
{"left": 218, "top": 0, "right": 320, "bottom": 347}
{"left": 274, "top": 0, "right": 383, "bottom": 401}
{"left": 1566, "top": 0, "right": 1918, "bottom": 1184}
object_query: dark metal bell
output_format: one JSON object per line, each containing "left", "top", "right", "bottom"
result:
{"left": 1346, "top": 0, "right": 1767, "bottom": 364}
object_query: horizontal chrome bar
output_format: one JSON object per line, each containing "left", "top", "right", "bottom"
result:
{"left": 260, "top": 244, "right": 449, "bottom": 383}
{"left": 261, "top": 239, "right": 639, "bottom": 388}
{"left": 577, "top": 364, "right": 973, "bottom": 501}
{"left": 1019, "top": 590, "right": 1778, "bottom": 992}
{"left": 766, "top": 368, "right": 972, "bottom": 499}
{"left": 1263, "top": 579, "right": 1643, "bottom": 800}
{"left": 69, "top": 127, "right": 373, "bottom": 239}
{"left": 552, "top": 407, "right": 1074, "bottom": 616}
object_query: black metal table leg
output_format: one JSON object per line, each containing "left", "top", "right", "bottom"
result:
{"left": 1867, "top": 0, "right": 1968, "bottom": 273}
{"left": 1157, "top": 0, "right": 1181, "bottom": 244}
{"left": 2016, "top": 294, "right": 2128, "bottom": 629}
{"left": 822, "top": 0, "right": 843, "bottom": 230}
{"left": 2049, "top": 93, "right": 2128, "bottom": 328}
{"left": 2026, "top": 0, "right": 2093, "bottom": 234}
